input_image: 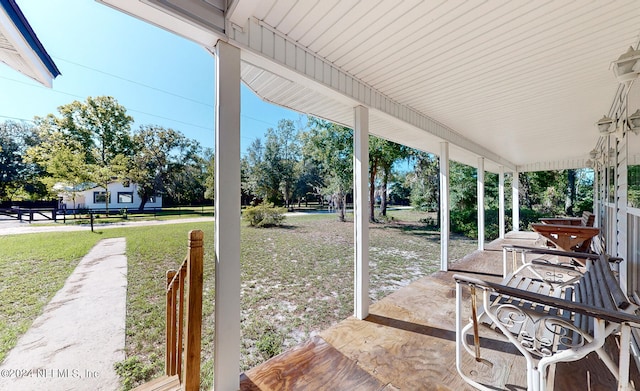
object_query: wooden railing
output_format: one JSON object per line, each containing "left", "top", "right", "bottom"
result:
{"left": 165, "top": 230, "right": 204, "bottom": 391}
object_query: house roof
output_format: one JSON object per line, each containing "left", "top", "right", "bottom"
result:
{"left": 0, "top": 0, "right": 60, "bottom": 87}
{"left": 98, "top": 0, "right": 640, "bottom": 173}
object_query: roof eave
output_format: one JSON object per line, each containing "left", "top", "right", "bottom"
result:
{"left": 0, "top": 0, "right": 60, "bottom": 87}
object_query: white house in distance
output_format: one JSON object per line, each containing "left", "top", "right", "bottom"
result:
{"left": 57, "top": 182, "right": 162, "bottom": 212}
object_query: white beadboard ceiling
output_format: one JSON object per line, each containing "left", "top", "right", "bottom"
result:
{"left": 100, "top": 0, "right": 640, "bottom": 172}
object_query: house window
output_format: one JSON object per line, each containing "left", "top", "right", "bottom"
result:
{"left": 118, "top": 192, "right": 134, "bottom": 203}
{"left": 149, "top": 196, "right": 157, "bottom": 203}
{"left": 93, "top": 191, "right": 108, "bottom": 203}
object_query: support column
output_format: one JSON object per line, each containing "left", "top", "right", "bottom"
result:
{"left": 477, "top": 157, "right": 485, "bottom": 250}
{"left": 440, "top": 142, "right": 450, "bottom": 271}
{"left": 499, "top": 166, "right": 505, "bottom": 239}
{"left": 353, "top": 105, "right": 369, "bottom": 320}
{"left": 512, "top": 170, "right": 520, "bottom": 231}
{"left": 214, "top": 40, "right": 241, "bottom": 391}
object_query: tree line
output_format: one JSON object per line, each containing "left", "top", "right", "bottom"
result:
{"left": 0, "top": 95, "right": 596, "bottom": 236}
{"left": 0, "top": 96, "right": 209, "bottom": 213}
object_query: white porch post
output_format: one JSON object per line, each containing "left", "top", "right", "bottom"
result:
{"left": 477, "top": 157, "right": 485, "bottom": 250}
{"left": 512, "top": 170, "right": 520, "bottom": 231}
{"left": 499, "top": 166, "right": 505, "bottom": 239}
{"left": 214, "top": 40, "right": 241, "bottom": 391}
{"left": 353, "top": 105, "right": 369, "bottom": 320}
{"left": 440, "top": 142, "right": 450, "bottom": 271}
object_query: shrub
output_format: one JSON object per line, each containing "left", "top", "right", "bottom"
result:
{"left": 242, "top": 202, "right": 286, "bottom": 227}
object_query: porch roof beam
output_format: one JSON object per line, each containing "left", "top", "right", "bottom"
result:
{"left": 229, "top": 18, "right": 517, "bottom": 172}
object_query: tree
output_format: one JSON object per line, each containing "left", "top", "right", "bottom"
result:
{"left": 0, "top": 121, "right": 42, "bottom": 201}
{"left": 130, "top": 125, "right": 201, "bottom": 210}
{"left": 519, "top": 171, "right": 565, "bottom": 213}
{"left": 302, "top": 118, "right": 353, "bottom": 221}
{"left": 294, "top": 158, "right": 324, "bottom": 207}
{"left": 565, "top": 169, "right": 577, "bottom": 215}
{"left": 245, "top": 138, "right": 270, "bottom": 203}
{"left": 375, "top": 139, "right": 410, "bottom": 217}
{"left": 273, "top": 119, "right": 300, "bottom": 209}
{"left": 29, "top": 96, "right": 135, "bottom": 213}
{"left": 203, "top": 148, "right": 215, "bottom": 202}
{"left": 245, "top": 119, "right": 302, "bottom": 207}
{"left": 407, "top": 152, "right": 439, "bottom": 211}
{"left": 450, "top": 161, "right": 477, "bottom": 210}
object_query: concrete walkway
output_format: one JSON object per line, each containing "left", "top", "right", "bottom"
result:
{"left": 0, "top": 238, "right": 128, "bottom": 390}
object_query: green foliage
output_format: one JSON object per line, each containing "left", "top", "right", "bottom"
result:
{"left": 388, "top": 180, "right": 411, "bottom": 206}
{"left": 245, "top": 119, "right": 302, "bottom": 206}
{"left": 630, "top": 165, "right": 640, "bottom": 208}
{"left": 131, "top": 125, "right": 203, "bottom": 207}
{"left": 450, "top": 208, "right": 478, "bottom": 239}
{"left": 450, "top": 207, "right": 545, "bottom": 240}
{"left": 243, "top": 202, "right": 287, "bottom": 227}
{"left": 302, "top": 118, "right": 353, "bottom": 221}
{"left": 254, "top": 323, "right": 284, "bottom": 360}
{"left": 113, "top": 356, "right": 156, "bottom": 391}
{"left": 203, "top": 148, "right": 215, "bottom": 201}
{"left": 0, "top": 121, "right": 43, "bottom": 201}
{"left": 407, "top": 152, "right": 439, "bottom": 211}
{"left": 27, "top": 96, "right": 135, "bottom": 213}
{"left": 368, "top": 136, "right": 411, "bottom": 218}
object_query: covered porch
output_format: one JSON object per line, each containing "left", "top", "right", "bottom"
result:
{"left": 95, "top": 1, "right": 640, "bottom": 390}
{"left": 239, "top": 232, "right": 639, "bottom": 390}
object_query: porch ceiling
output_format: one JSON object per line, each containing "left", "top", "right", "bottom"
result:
{"left": 99, "top": 0, "right": 640, "bottom": 173}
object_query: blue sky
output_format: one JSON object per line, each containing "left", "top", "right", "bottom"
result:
{"left": 0, "top": 0, "right": 303, "bottom": 153}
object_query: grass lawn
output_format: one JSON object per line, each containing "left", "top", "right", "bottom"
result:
{"left": 0, "top": 209, "right": 477, "bottom": 390}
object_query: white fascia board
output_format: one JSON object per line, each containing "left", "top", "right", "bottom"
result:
{"left": 97, "top": 0, "right": 225, "bottom": 48}
{"left": 517, "top": 157, "right": 591, "bottom": 172}
{"left": 0, "top": 7, "right": 53, "bottom": 87}
{"left": 229, "top": 18, "right": 517, "bottom": 172}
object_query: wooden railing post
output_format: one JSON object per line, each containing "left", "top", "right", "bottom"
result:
{"left": 183, "top": 230, "right": 204, "bottom": 391}
{"left": 165, "top": 270, "right": 177, "bottom": 376}
{"left": 164, "top": 230, "right": 204, "bottom": 390}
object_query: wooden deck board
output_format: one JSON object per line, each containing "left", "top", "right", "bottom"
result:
{"left": 239, "top": 233, "right": 639, "bottom": 390}
{"left": 240, "top": 335, "right": 389, "bottom": 391}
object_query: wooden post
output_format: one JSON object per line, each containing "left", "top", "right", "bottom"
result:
{"left": 165, "top": 270, "right": 177, "bottom": 376}
{"left": 183, "top": 230, "right": 203, "bottom": 391}
{"left": 176, "top": 266, "right": 185, "bottom": 381}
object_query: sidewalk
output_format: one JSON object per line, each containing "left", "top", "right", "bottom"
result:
{"left": 0, "top": 238, "right": 128, "bottom": 390}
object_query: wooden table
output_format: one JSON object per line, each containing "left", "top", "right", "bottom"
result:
{"left": 531, "top": 223, "right": 600, "bottom": 252}
{"left": 538, "top": 217, "right": 583, "bottom": 225}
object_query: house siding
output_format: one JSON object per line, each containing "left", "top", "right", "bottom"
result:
{"left": 59, "top": 182, "right": 162, "bottom": 211}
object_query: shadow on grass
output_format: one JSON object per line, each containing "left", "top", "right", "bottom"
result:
{"left": 245, "top": 224, "right": 297, "bottom": 230}
{"left": 372, "top": 221, "right": 440, "bottom": 238}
